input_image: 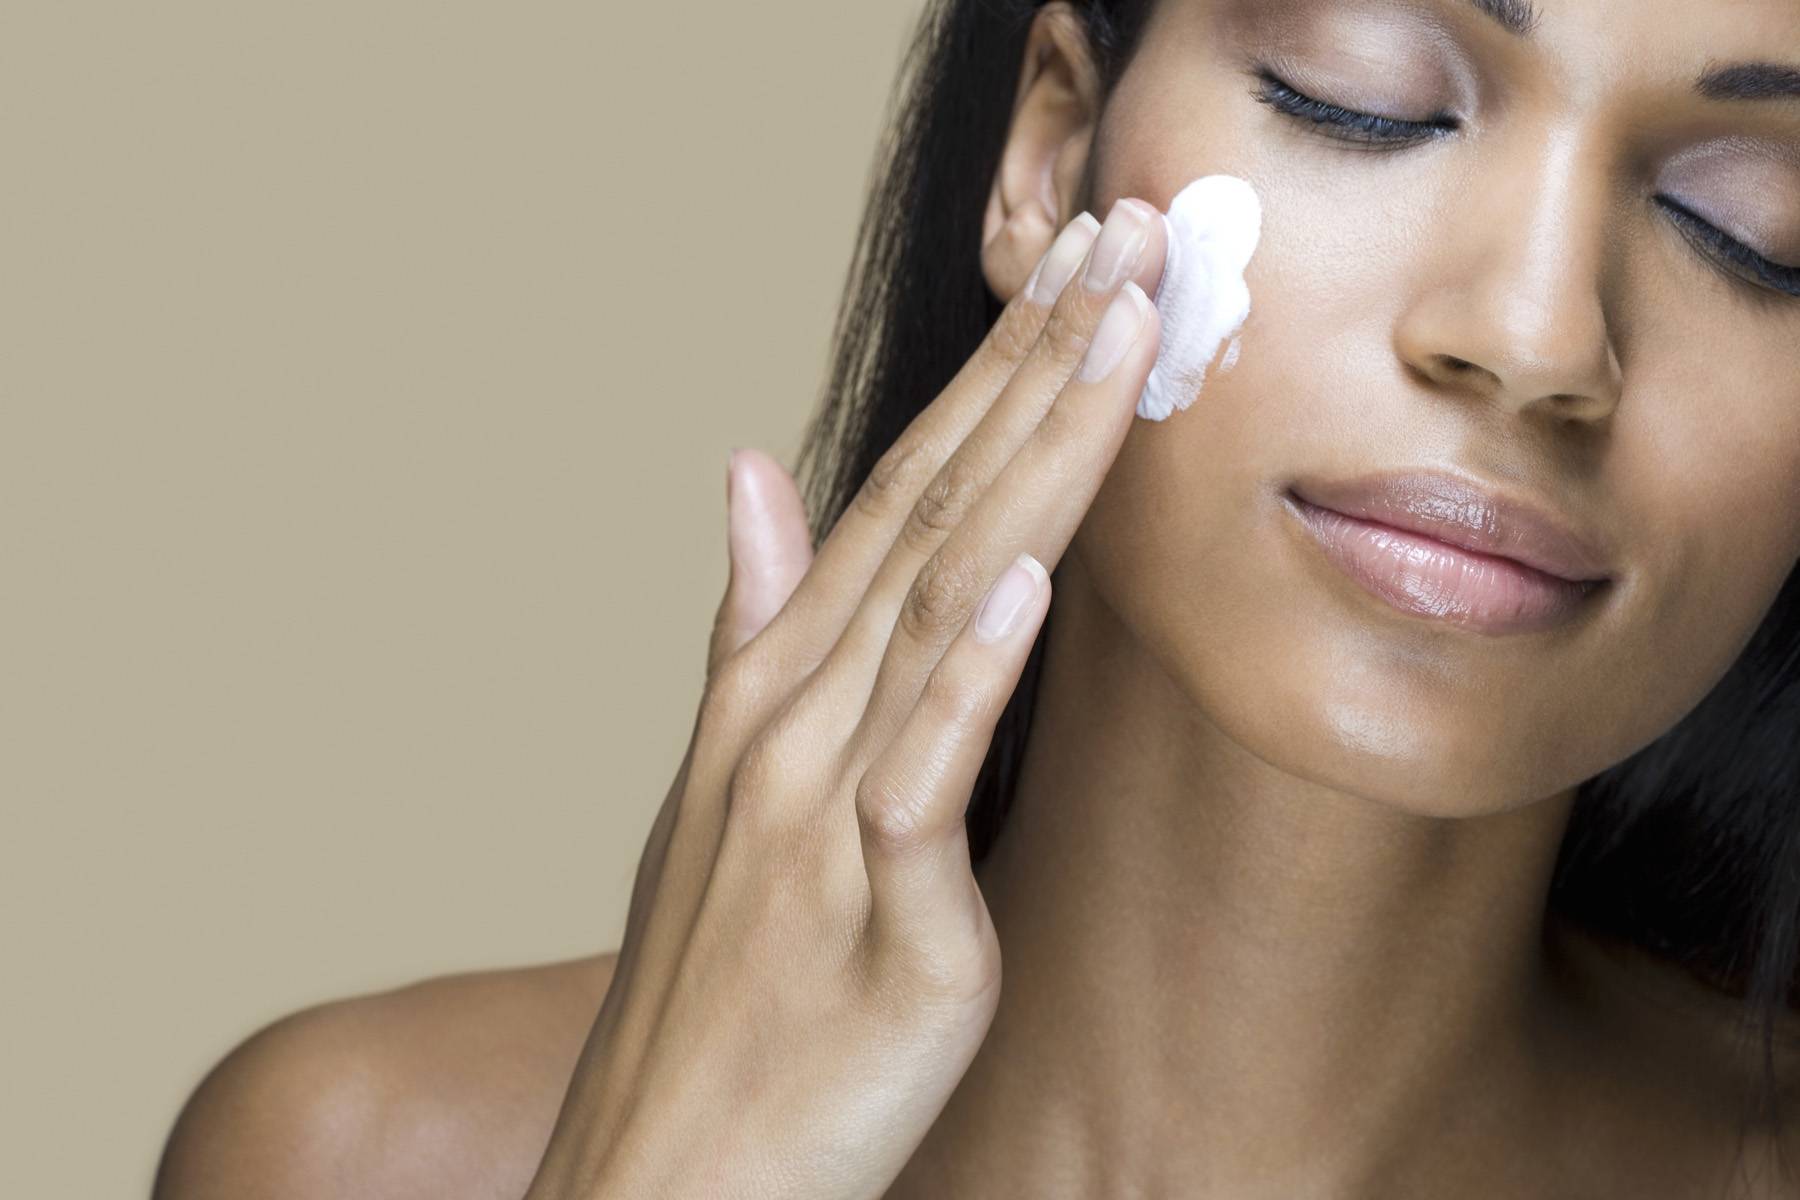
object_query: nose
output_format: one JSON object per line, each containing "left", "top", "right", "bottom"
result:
{"left": 1392, "top": 128, "right": 1624, "bottom": 425}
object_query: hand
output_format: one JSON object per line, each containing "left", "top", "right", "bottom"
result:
{"left": 525, "top": 197, "right": 1169, "bottom": 1200}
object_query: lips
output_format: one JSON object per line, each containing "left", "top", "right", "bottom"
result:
{"left": 1289, "top": 471, "right": 1614, "bottom": 584}
{"left": 1283, "top": 470, "right": 1616, "bottom": 635}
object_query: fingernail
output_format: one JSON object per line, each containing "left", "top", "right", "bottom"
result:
{"left": 1082, "top": 199, "right": 1153, "bottom": 293}
{"left": 1028, "top": 212, "right": 1102, "bottom": 306}
{"left": 1152, "top": 211, "right": 1176, "bottom": 304}
{"left": 974, "top": 552, "right": 1048, "bottom": 643}
{"left": 1077, "top": 281, "right": 1149, "bottom": 384}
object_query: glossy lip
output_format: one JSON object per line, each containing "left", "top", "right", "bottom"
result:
{"left": 1288, "top": 470, "right": 1616, "bottom": 584}
{"left": 1282, "top": 470, "right": 1616, "bottom": 636}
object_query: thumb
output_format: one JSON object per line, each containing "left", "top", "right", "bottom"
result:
{"left": 708, "top": 446, "right": 813, "bottom": 676}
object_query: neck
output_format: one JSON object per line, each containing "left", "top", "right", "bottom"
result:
{"left": 897, "top": 551, "right": 1581, "bottom": 1196}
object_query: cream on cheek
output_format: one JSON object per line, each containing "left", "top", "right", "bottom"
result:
{"left": 1137, "top": 175, "right": 1263, "bottom": 422}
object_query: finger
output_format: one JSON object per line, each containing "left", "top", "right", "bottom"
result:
{"left": 853, "top": 275, "right": 1160, "bottom": 756}
{"left": 829, "top": 199, "right": 1166, "bottom": 739}
{"left": 601, "top": 453, "right": 810, "bottom": 1106}
{"left": 750, "top": 207, "right": 1096, "bottom": 671}
{"left": 708, "top": 447, "right": 814, "bottom": 678}
{"left": 844, "top": 200, "right": 1166, "bottom": 652}
{"left": 855, "top": 552, "right": 1050, "bottom": 978}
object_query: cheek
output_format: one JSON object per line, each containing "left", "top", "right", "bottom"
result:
{"left": 1075, "top": 316, "right": 1800, "bottom": 816}
{"left": 1607, "top": 351, "right": 1800, "bottom": 701}
{"left": 1070, "top": 118, "right": 1426, "bottom": 621}
{"left": 1076, "top": 38, "right": 1800, "bottom": 811}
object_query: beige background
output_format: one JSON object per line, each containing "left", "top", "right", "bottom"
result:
{"left": 4, "top": 2, "right": 928, "bottom": 1193}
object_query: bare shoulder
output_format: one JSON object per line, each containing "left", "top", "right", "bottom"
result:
{"left": 153, "top": 951, "right": 620, "bottom": 1200}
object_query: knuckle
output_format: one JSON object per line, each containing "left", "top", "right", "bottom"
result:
{"left": 920, "top": 659, "right": 997, "bottom": 732}
{"left": 853, "top": 435, "right": 930, "bottom": 522}
{"left": 898, "top": 552, "right": 977, "bottom": 645}
{"left": 697, "top": 654, "right": 758, "bottom": 739}
{"left": 727, "top": 725, "right": 794, "bottom": 812}
{"left": 854, "top": 771, "right": 929, "bottom": 855}
{"left": 1038, "top": 304, "right": 1094, "bottom": 365}
{"left": 981, "top": 300, "right": 1043, "bottom": 367}
{"left": 890, "top": 911, "right": 1003, "bottom": 1011}
{"left": 941, "top": 937, "right": 1005, "bottom": 1009}
{"left": 722, "top": 690, "right": 838, "bottom": 840}
{"left": 900, "top": 456, "right": 980, "bottom": 555}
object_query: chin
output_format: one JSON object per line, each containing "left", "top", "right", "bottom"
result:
{"left": 1182, "top": 627, "right": 1599, "bottom": 818}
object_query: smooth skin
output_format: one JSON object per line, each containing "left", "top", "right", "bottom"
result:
{"left": 156, "top": 1, "right": 1800, "bottom": 1197}
{"left": 155, "top": 173, "right": 1172, "bottom": 1199}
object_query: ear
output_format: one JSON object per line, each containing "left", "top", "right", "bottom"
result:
{"left": 981, "top": 2, "right": 1105, "bottom": 304}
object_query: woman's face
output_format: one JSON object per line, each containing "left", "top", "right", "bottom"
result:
{"left": 1065, "top": 0, "right": 1800, "bottom": 815}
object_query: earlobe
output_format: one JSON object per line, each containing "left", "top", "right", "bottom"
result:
{"left": 980, "top": 3, "right": 1103, "bottom": 303}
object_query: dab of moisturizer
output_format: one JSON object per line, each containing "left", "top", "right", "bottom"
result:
{"left": 1137, "top": 175, "right": 1262, "bottom": 422}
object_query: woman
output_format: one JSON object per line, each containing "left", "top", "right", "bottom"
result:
{"left": 154, "top": 0, "right": 1800, "bottom": 1195}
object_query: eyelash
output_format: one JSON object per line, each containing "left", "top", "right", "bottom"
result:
{"left": 1654, "top": 197, "right": 1800, "bottom": 302}
{"left": 1252, "top": 68, "right": 1800, "bottom": 304}
{"left": 1249, "top": 70, "right": 1457, "bottom": 148}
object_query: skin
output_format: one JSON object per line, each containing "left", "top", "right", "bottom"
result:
{"left": 154, "top": 1, "right": 1800, "bottom": 1197}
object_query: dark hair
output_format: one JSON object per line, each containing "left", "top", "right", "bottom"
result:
{"left": 792, "top": 0, "right": 1800, "bottom": 1148}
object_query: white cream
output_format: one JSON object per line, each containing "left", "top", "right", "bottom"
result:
{"left": 1137, "top": 175, "right": 1262, "bottom": 422}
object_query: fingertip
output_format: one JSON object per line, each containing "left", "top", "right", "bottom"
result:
{"left": 724, "top": 447, "right": 814, "bottom": 633}
{"left": 725, "top": 447, "right": 757, "bottom": 571}
{"left": 731, "top": 449, "right": 812, "bottom": 555}
{"left": 1128, "top": 280, "right": 1162, "bottom": 355}
{"left": 1124, "top": 201, "right": 1170, "bottom": 305}
{"left": 988, "top": 199, "right": 1057, "bottom": 300}
{"left": 1022, "top": 211, "right": 1102, "bottom": 308}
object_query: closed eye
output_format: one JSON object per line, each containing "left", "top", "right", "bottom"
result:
{"left": 1251, "top": 67, "right": 1800, "bottom": 306}
{"left": 1654, "top": 196, "right": 1800, "bottom": 303}
{"left": 1249, "top": 69, "right": 1458, "bottom": 149}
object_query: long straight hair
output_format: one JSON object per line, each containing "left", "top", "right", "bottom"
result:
{"left": 793, "top": 0, "right": 1800, "bottom": 1137}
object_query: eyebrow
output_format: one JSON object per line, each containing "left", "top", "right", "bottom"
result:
{"left": 1463, "top": 0, "right": 1540, "bottom": 38}
{"left": 1458, "top": 3, "right": 1800, "bottom": 111}
{"left": 1696, "top": 61, "right": 1800, "bottom": 105}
